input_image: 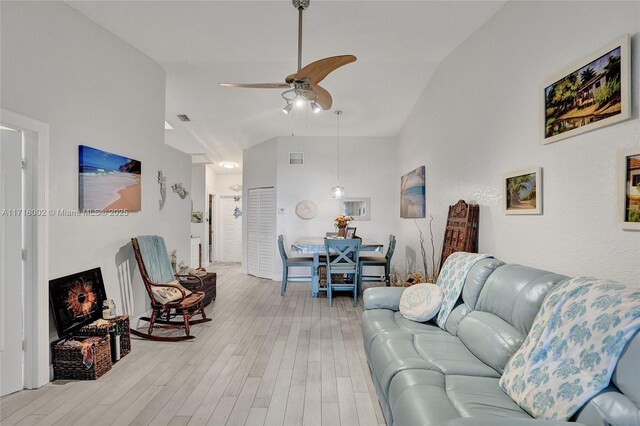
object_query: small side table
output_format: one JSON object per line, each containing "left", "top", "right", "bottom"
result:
{"left": 76, "top": 315, "right": 131, "bottom": 361}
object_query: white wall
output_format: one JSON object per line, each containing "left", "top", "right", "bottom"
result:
{"left": 214, "top": 173, "right": 242, "bottom": 195}
{"left": 243, "top": 135, "right": 399, "bottom": 280}
{"left": 397, "top": 1, "right": 640, "bottom": 285}
{"left": 1, "top": 0, "right": 193, "bottom": 338}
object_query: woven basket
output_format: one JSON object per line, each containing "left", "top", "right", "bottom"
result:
{"left": 318, "top": 265, "right": 345, "bottom": 288}
{"left": 53, "top": 336, "right": 112, "bottom": 380}
{"left": 77, "top": 315, "right": 131, "bottom": 359}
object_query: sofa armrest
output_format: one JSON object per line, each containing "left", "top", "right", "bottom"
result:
{"left": 437, "top": 418, "right": 583, "bottom": 426}
{"left": 363, "top": 287, "right": 405, "bottom": 311}
{"left": 573, "top": 387, "right": 640, "bottom": 426}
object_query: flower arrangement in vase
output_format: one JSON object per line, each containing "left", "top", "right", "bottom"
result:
{"left": 334, "top": 215, "right": 353, "bottom": 237}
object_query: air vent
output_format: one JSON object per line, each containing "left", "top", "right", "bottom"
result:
{"left": 177, "top": 114, "right": 191, "bottom": 122}
{"left": 289, "top": 152, "right": 304, "bottom": 165}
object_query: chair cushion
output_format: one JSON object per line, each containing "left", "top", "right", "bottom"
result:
{"left": 399, "top": 284, "right": 443, "bottom": 322}
{"left": 176, "top": 291, "right": 205, "bottom": 308}
{"left": 360, "top": 255, "right": 386, "bottom": 264}
{"left": 151, "top": 280, "right": 192, "bottom": 304}
{"left": 285, "top": 257, "right": 314, "bottom": 266}
{"left": 388, "top": 370, "right": 531, "bottom": 426}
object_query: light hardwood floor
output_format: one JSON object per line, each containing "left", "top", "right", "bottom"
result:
{"left": 0, "top": 263, "right": 387, "bottom": 426}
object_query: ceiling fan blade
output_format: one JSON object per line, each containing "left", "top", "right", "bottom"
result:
{"left": 292, "top": 55, "right": 357, "bottom": 84}
{"left": 311, "top": 83, "right": 332, "bottom": 110}
{"left": 219, "top": 83, "right": 291, "bottom": 89}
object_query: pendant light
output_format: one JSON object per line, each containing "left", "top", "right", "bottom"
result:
{"left": 331, "top": 110, "right": 344, "bottom": 199}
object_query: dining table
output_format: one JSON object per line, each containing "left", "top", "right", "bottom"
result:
{"left": 290, "top": 237, "right": 384, "bottom": 297}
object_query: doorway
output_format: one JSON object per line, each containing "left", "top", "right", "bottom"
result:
{"left": 0, "top": 109, "right": 49, "bottom": 393}
{"left": 218, "top": 196, "right": 242, "bottom": 262}
{"left": 246, "top": 187, "right": 275, "bottom": 279}
{"left": 208, "top": 194, "right": 214, "bottom": 262}
{"left": 0, "top": 126, "right": 24, "bottom": 395}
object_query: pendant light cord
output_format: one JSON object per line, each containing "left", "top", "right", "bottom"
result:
{"left": 336, "top": 110, "right": 342, "bottom": 184}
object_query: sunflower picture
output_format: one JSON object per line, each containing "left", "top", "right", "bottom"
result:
{"left": 49, "top": 268, "right": 107, "bottom": 337}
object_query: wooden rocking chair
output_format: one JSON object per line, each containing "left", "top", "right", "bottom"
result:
{"left": 130, "top": 236, "right": 211, "bottom": 341}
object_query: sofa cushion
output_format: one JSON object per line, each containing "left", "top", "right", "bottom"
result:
{"left": 368, "top": 331, "right": 442, "bottom": 395}
{"left": 455, "top": 265, "right": 568, "bottom": 374}
{"left": 361, "top": 309, "right": 447, "bottom": 353}
{"left": 388, "top": 370, "right": 531, "bottom": 426}
{"left": 368, "top": 331, "right": 500, "bottom": 397}
{"left": 573, "top": 386, "right": 640, "bottom": 426}
{"left": 457, "top": 311, "right": 524, "bottom": 374}
{"left": 399, "top": 283, "right": 443, "bottom": 322}
{"left": 612, "top": 330, "right": 640, "bottom": 406}
{"left": 475, "top": 264, "right": 568, "bottom": 336}
{"left": 461, "top": 258, "right": 505, "bottom": 310}
{"left": 443, "top": 303, "right": 469, "bottom": 335}
{"left": 413, "top": 334, "right": 500, "bottom": 378}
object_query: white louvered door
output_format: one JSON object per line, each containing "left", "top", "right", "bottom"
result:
{"left": 247, "top": 188, "right": 275, "bottom": 279}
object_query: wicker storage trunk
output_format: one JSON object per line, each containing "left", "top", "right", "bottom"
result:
{"left": 77, "top": 315, "right": 131, "bottom": 360}
{"left": 53, "top": 336, "right": 112, "bottom": 380}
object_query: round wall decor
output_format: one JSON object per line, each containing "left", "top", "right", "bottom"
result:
{"left": 295, "top": 200, "right": 318, "bottom": 220}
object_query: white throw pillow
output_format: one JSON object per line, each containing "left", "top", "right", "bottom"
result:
{"left": 399, "top": 283, "right": 443, "bottom": 322}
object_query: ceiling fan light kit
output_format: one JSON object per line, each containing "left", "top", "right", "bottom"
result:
{"left": 219, "top": 0, "right": 356, "bottom": 114}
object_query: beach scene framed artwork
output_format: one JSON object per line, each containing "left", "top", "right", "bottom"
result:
{"left": 618, "top": 148, "right": 640, "bottom": 230}
{"left": 79, "top": 145, "right": 141, "bottom": 211}
{"left": 401, "top": 166, "right": 426, "bottom": 218}
{"left": 504, "top": 167, "right": 542, "bottom": 215}
{"left": 543, "top": 35, "right": 630, "bottom": 144}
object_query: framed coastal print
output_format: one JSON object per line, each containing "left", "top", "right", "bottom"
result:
{"left": 618, "top": 149, "right": 640, "bottom": 230}
{"left": 401, "top": 166, "right": 426, "bottom": 218}
{"left": 504, "top": 167, "right": 542, "bottom": 215}
{"left": 543, "top": 34, "right": 630, "bottom": 144}
{"left": 79, "top": 145, "right": 141, "bottom": 211}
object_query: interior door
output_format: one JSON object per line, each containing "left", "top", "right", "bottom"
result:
{"left": 247, "top": 190, "right": 259, "bottom": 276}
{"left": 247, "top": 188, "right": 275, "bottom": 279}
{"left": 208, "top": 194, "right": 213, "bottom": 262}
{"left": 0, "top": 128, "right": 24, "bottom": 396}
{"left": 220, "top": 197, "right": 242, "bottom": 262}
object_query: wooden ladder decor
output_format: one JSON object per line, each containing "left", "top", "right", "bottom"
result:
{"left": 438, "top": 200, "right": 480, "bottom": 272}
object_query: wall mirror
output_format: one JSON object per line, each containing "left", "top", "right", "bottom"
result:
{"left": 342, "top": 197, "right": 371, "bottom": 221}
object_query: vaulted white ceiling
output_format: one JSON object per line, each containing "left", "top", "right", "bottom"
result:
{"left": 67, "top": 1, "right": 505, "bottom": 172}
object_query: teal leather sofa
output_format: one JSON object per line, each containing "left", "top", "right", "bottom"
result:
{"left": 362, "top": 260, "right": 640, "bottom": 426}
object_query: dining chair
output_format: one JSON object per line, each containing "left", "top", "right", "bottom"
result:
{"left": 324, "top": 238, "right": 361, "bottom": 307}
{"left": 358, "top": 234, "right": 396, "bottom": 290}
{"left": 278, "top": 234, "right": 314, "bottom": 296}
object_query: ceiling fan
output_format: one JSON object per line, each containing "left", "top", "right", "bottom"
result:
{"left": 219, "top": 0, "right": 356, "bottom": 113}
